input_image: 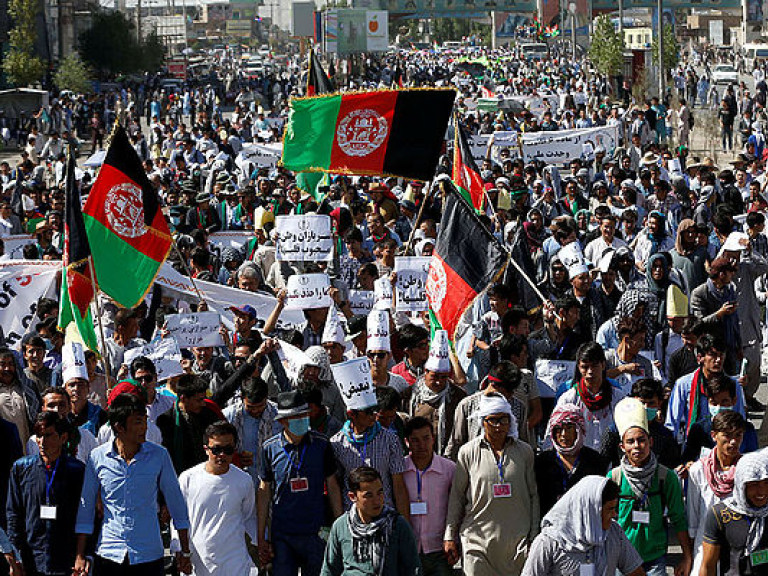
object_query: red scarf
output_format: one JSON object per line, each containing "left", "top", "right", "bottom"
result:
{"left": 577, "top": 378, "right": 610, "bottom": 412}
{"left": 702, "top": 447, "right": 739, "bottom": 499}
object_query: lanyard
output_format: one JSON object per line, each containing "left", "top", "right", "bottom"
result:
{"left": 416, "top": 463, "right": 431, "bottom": 501}
{"left": 556, "top": 334, "right": 571, "bottom": 359}
{"left": 45, "top": 458, "right": 60, "bottom": 505}
{"left": 496, "top": 451, "right": 506, "bottom": 483}
{"left": 357, "top": 437, "right": 368, "bottom": 464}
{"left": 282, "top": 442, "right": 307, "bottom": 478}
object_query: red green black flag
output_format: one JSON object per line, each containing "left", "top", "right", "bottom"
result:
{"left": 453, "top": 122, "right": 485, "bottom": 211}
{"left": 307, "top": 49, "right": 333, "bottom": 97}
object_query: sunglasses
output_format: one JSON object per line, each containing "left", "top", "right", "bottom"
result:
{"left": 484, "top": 416, "right": 511, "bottom": 427}
{"left": 206, "top": 444, "right": 235, "bottom": 456}
{"left": 367, "top": 352, "right": 388, "bottom": 359}
{"left": 233, "top": 356, "right": 249, "bottom": 364}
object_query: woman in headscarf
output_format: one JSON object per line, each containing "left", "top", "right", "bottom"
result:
{"left": 523, "top": 207, "right": 548, "bottom": 255}
{"left": 535, "top": 403, "right": 608, "bottom": 515}
{"left": 522, "top": 476, "right": 644, "bottom": 576}
{"left": 613, "top": 247, "right": 643, "bottom": 293}
{"left": 699, "top": 451, "right": 768, "bottom": 576}
{"left": 671, "top": 218, "right": 709, "bottom": 290}
{"left": 630, "top": 252, "right": 687, "bottom": 330}
{"left": 596, "top": 289, "right": 654, "bottom": 351}
{"left": 539, "top": 256, "right": 571, "bottom": 303}
{"left": 413, "top": 238, "right": 434, "bottom": 257}
{"left": 688, "top": 411, "right": 745, "bottom": 575}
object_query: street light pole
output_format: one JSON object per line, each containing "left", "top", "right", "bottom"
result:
{"left": 657, "top": 0, "right": 664, "bottom": 98}
{"left": 569, "top": 2, "right": 576, "bottom": 62}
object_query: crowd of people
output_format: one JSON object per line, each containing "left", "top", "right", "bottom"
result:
{"left": 3, "top": 39, "right": 768, "bottom": 576}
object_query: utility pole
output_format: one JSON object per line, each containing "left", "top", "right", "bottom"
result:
{"left": 137, "top": 0, "right": 142, "bottom": 42}
{"left": 569, "top": 2, "right": 576, "bottom": 62}
{"left": 618, "top": 0, "right": 624, "bottom": 36}
{"left": 657, "top": 0, "right": 664, "bottom": 98}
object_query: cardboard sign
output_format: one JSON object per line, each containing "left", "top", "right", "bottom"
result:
{"left": 275, "top": 215, "right": 334, "bottom": 262}
{"left": 535, "top": 359, "right": 576, "bottom": 398}
{"left": 124, "top": 337, "right": 184, "bottom": 381}
{"left": 164, "top": 312, "right": 224, "bottom": 348}
{"left": 285, "top": 273, "right": 331, "bottom": 310}
{"left": 0, "top": 235, "right": 36, "bottom": 261}
{"left": 331, "top": 357, "right": 377, "bottom": 411}
{"left": 394, "top": 257, "right": 430, "bottom": 312}
{"left": 349, "top": 290, "right": 374, "bottom": 315}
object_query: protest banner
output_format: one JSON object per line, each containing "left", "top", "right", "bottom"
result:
{"left": 235, "top": 143, "right": 283, "bottom": 171}
{"left": 349, "top": 290, "right": 374, "bottom": 315}
{"left": 535, "top": 358, "right": 576, "bottom": 398}
{"left": 394, "top": 257, "right": 430, "bottom": 312}
{"left": 124, "top": 337, "right": 184, "bottom": 380}
{"left": 0, "top": 261, "right": 60, "bottom": 350}
{"left": 207, "top": 232, "right": 254, "bottom": 261}
{"left": 0, "top": 235, "right": 36, "bottom": 261}
{"left": 285, "top": 273, "right": 332, "bottom": 310}
{"left": 521, "top": 125, "right": 620, "bottom": 164}
{"left": 164, "top": 312, "right": 224, "bottom": 348}
{"left": 276, "top": 339, "right": 312, "bottom": 380}
{"left": 467, "top": 133, "right": 492, "bottom": 165}
{"left": 275, "top": 214, "right": 334, "bottom": 262}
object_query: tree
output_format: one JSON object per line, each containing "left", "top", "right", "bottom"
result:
{"left": 588, "top": 15, "right": 624, "bottom": 77}
{"left": 652, "top": 24, "right": 680, "bottom": 78}
{"left": 2, "top": 0, "right": 45, "bottom": 86}
{"left": 54, "top": 54, "right": 92, "bottom": 94}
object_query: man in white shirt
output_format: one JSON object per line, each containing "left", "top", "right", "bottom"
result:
{"left": 176, "top": 421, "right": 257, "bottom": 576}
{"left": 584, "top": 214, "right": 627, "bottom": 265}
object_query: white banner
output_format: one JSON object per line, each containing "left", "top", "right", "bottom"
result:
{"left": 349, "top": 290, "right": 374, "bottom": 315}
{"left": 468, "top": 134, "right": 492, "bottom": 165}
{"left": 164, "top": 312, "right": 224, "bottom": 348}
{"left": 124, "top": 337, "right": 184, "bottom": 381}
{"left": 235, "top": 143, "right": 283, "bottom": 171}
{"left": 491, "top": 131, "right": 519, "bottom": 148}
{"left": 0, "top": 261, "right": 60, "bottom": 350}
{"left": 394, "top": 257, "right": 430, "bottom": 312}
{"left": 508, "top": 94, "right": 559, "bottom": 117}
{"left": 207, "top": 232, "right": 253, "bottom": 261}
{"left": 0, "top": 235, "right": 36, "bottom": 261}
{"left": 521, "top": 125, "right": 620, "bottom": 164}
{"left": 276, "top": 339, "right": 312, "bottom": 380}
{"left": 275, "top": 214, "right": 334, "bottom": 262}
{"left": 535, "top": 359, "right": 576, "bottom": 398}
{"left": 285, "top": 273, "right": 331, "bottom": 310}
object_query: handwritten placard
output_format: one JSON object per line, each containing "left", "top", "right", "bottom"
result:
{"left": 164, "top": 312, "right": 223, "bottom": 348}
{"left": 394, "top": 257, "right": 430, "bottom": 312}
{"left": 275, "top": 214, "right": 334, "bottom": 262}
{"left": 349, "top": 290, "right": 374, "bottom": 315}
{"left": 285, "top": 273, "right": 332, "bottom": 310}
{"left": 331, "top": 357, "right": 377, "bottom": 411}
{"left": 535, "top": 359, "right": 576, "bottom": 398}
{"left": 124, "top": 337, "right": 184, "bottom": 381}
{"left": 373, "top": 276, "right": 393, "bottom": 310}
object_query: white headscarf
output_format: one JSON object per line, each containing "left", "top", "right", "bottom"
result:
{"left": 540, "top": 476, "right": 609, "bottom": 571}
{"left": 724, "top": 452, "right": 768, "bottom": 553}
{"left": 476, "top": 393, "right": 518, "bottom": 440}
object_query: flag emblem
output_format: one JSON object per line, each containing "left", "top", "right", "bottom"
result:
{"left": 425, "top": 258, "right": 447, "bottom": 312}
{"left": 105, "top": 182, "right": 146, "bottom": 239}
{"left": 336, "top": 109, "right": 389, "bottom": 157}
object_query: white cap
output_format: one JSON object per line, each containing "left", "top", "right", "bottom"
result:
{"left": 62, "top": 342, "right": 88, "bottom": 384}
{"left": 321, "top": 306, "right": 345, "bottom": 345}
{"left": 424, "top": 329, "right": 451, "bottom": 373}
{"left": 366, "top": 310, "right": 391, "bottom": 353}
{"left": 568, "top": 261, "right": 591, "bottom": 280}
{"left": 558, "top": 242, "right": 585, "bottom": 270}
{"left": 331, "top": 357, "right": 378, "bottom": 411}
{"left": 722, "top": 231, "right": 749, "bottom": 253}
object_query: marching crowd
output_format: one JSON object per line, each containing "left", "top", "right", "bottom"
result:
{"left": 4, "top": 42, "right": 768, "bottom": 576}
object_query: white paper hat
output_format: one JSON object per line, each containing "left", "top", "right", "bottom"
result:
{"left": 425, "top": 329, "right": 451, "bottom": 373}
{"left": 367, "top": 310, "right": 391, "bottom": 352}
{"left": 62, "top": 341, "right": 88, "bottom": 384}
{"left": 614, "top": 397, "right": 649, "bottom": 438}
{"left": 558, "top": 242, "right": 585, "bottom": 270}
{"left": 373, "top": 276, "right": 393, "bottom": 310}
{"left": 568, "top": 261, "right": 590, "bottom": 280}
{"left": 331, "top": 357, "right": 378, "bottom": 411}
{"left": 322, "top": 306, "right": 345, "bottom": 345}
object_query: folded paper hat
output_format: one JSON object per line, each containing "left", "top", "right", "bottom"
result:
{"left": 367, "top": 310, "right": 391, "bottom": 353}
{"left": 424, "top": 329, "right": 451, "bottom": 373}
{"left": 614, "top": 397, "right": 649, "bottom": 439}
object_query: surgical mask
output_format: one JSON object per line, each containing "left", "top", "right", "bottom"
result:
{"left": 709, "top": 404, "right": 734, "bottom": 418}
{"left": 645, "top": 407, "right": 658, "bottom": 422}
{"left": 287, "top": 416, "right": 310, "bottom": 436}
{"left": 42, "top": 338, "right": 53, "bottom": 351}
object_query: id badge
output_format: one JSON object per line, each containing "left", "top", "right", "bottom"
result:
{"left": 290, "top": 477, "right": 309, "bottom": 492}
{"left": 410, "top": 501, "right": 428, "bottom": 515}
{"left": 632, "top": 510, "right": 650, "bottom": 524}
{"left": 580, "top": 563, "right": 596, "bottom": 576}
{"left": 492, "top": 483, "right": 512, "bottom": 498}
{"left": 751, "top": 549, "right": 768, "bottom": 567}
{"left": 40, "top": 505, "right": 57, "bottom": 520}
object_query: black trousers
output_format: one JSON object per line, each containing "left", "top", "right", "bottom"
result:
{"left": 94, "top": 556, "right": 164, "bottom": 576}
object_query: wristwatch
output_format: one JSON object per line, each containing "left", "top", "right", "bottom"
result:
{"left": 179, "top": 551, "right": 192, "bottom": 558}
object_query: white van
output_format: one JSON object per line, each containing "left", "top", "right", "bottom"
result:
{"left": 520, "top": 42, "right": 549, "bottom": 61}
{"left": 743, "top": 43, "right": 768, "bottom": 71}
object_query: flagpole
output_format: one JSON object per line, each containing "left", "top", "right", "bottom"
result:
{"left": 87, "top": 255, "right": 114, "bottom": 382}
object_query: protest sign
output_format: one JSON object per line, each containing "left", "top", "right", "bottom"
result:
{"left": 0, "top": 261, "right": 60, "bottom": 350}
{"left": 558, "top": 242, "right": 585, "bottom": 269}
{"left": 331, "top": 357, "right": 377, "bottom": 411}
{"left": 164, "top": 312, "right": 224, "bottom": 348}
{"left": 275, "top": 214, "right": 334, "bottom": 262}
{"left": 535, "top": 359, "right": 576, "bottom": 398}
{"left": 276, "top": 339, "right": 312, "bottom": 380}
{"left": 491, "top": 131, "right": 519, "bottom": 148}
{"left": 638, "top": 350, "right": 664, "bottom": 381}
{"left": 235, "top": 143, "right": 283, "bottom": 170}
{"left": 467, "top": 133, "right": 492, "bottom": 165}
{"left": 373, "top": 276, "right": 393, "bottom": 310}
{"left": 125, "top": 337, "right": 184, "bottom": 381}
{"left": 285, "top": 273, "right": 331, "bottom": 310}
{"left": 349, "top": 290, "right": 374, "bottom": 315}
{"left": 207, "top": 232, "right": 253, "bottom": 261}
{"left": 0, "top": 235, "right": 36, "bottom": 261}
{"left": 521, "top": 125, "right": 620, "bottom": 164}
{"left": 394, "top": 257, "right": 430, "bottom": 312}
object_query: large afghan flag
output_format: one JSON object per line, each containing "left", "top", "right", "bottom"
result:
{"left": 59, "top": 150, "right": 99, "bottom": 351}
{"left": 426, "top": 182, "right": 508, "bottom": 340}
{"left": 282, "top": 89, "right": 455, "bottom": 181}
{"left": 307, "top": 49, "right": 333, "bottom": 97}
{"left": 83, "top": 126, "right": 172, "bottom": 308}
{"left": 453, "top": 123, "right": 485, "bottom": 211}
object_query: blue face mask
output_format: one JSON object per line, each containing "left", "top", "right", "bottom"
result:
{"left": 710, "top": 404, "right": 734, "bottom": 418}
{"left": 646, "top": 407, "right": 659, "bottom": 422}
{"left": 42, "top": 338, "right": 53, "bottom": 351}
{"left": 287, "top": 416, "right": 310, "bottom": 437}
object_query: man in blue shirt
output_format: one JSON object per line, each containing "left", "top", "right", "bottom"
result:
{"left": 258, "top": 390, "right": 343, "bottom": 576}
{"left": 74, "top": 393, "right": 193, "bottom": 576}
{"left": 7, "top": 411, "right": 84, "bottom": 576}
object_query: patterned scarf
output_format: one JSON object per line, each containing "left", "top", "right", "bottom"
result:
{"left": 576, "top": 378, "right": 611, "bottom": 412}
{"left": 723, "top": 452, "right": 768, "bottom": 553}
{"left": 620, "top": 451, "right": 658, "bottom": 499}
{"left": 410, "top": 378, "right": 451, "bottom": 450}
{"left": 546, "top": 403, "right": 586, "bottom": 457}
{"left": 347, "top": 504, "right": 397, "bottom": 576}
{"left": 702, "top": 447, "right": 739, "bottom": 499}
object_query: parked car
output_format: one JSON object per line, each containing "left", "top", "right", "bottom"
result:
{"left": 712, "top": 63, "right": 739, "bottom": 85}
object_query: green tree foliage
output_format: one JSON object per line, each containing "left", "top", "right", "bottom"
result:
{"left": 79, "top": 10, "right": 165, "bottom": 78}
{"left": 588, "top": 15, "right": 624, "bottom": 77}
{"left": 652, "top": 24, "right": 680, "bottom": 77}
{"left": 2, "top": 0, "right": 45, "bottom": 86}
{"left": 54, "top": 54, "right": 92, "bottom": 94}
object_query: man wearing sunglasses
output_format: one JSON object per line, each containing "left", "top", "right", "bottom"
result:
{"left": 176, "top": 421, "right": 257, "bottom": 576}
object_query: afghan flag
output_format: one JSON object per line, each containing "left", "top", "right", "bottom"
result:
{"left": 425, "top": 182, "right": 508, "bottom": 340}
{"left": 282, "top": 89, "right": 455, "bottom": 181}
{"left": 453, "top": 123, "right": 485, "bottom": 211}
{"left": 59, "top": 149, "right": 99, "bottom": 351}
{"left": 82, "top": 126, "right": 172, "bottom": 308}
{"left": 307, "top": 49, "right": 333, "bottom": 97}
